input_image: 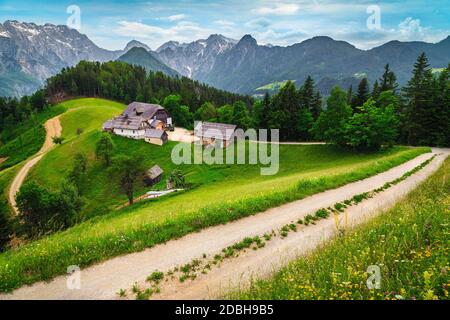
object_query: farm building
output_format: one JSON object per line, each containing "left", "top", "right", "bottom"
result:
{"left": 194, "top": 121, "right": 237, "bottom": 148}
{"left": 102, "top": 102, "right": 172, "bottom": 144}
{"left": 144, "top": 129, "right": 168, "bottom": 146}
{"left": 144, "top": 165, "right": 164, "bottom": 186}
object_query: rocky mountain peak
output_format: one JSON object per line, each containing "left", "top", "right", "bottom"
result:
{"left": 156, "top": 41, "right": 182, "bottom": 53}
{"left": 124, "top": 40, "right": 151, "bottom": 53}
{"left": 237, "top": 34, "right": 257, "bottom": 47}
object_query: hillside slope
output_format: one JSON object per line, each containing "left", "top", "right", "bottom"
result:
{"left": 117, "top": 47, "right": 180, "bottom": 77}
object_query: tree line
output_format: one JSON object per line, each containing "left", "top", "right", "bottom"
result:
{"left": 166, "top": 53, "right": 448, "bottom": 149}
{"left": 0, "top": 90, "right": 47, "bottom": 143}
{"left": 220, "top": 53, "right": 447, "bottom": 149}
{"left": 45, "top": 60, "right": 253, "bottom": 112}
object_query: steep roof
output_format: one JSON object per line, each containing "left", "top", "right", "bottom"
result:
{"left": 102, "top": 120, "right": 114, "bottom": 130}
{"left": 124, "top": 102, "right": 167, "bottom": 120}
{"left": 146, "top": 165, "right": 163, "bottom": 179}
{"left": 145, "top": 128, "right": 167, "bottom": 139}
{"left": 109, "top": 115, "right": 147, "bottom": 130}
{"left": 194, "top": 121, "right": 236, "bottom": 141}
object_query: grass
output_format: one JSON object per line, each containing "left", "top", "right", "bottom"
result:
{"left": 28, "top": 102, "right": 430, "bottom": 221}
{"left": 230, "top": 157, "right": 450, "bottom": 300}
{"left": 0, "top": 105, "right": 66, "bottom": 170}
{"left": 255, "top": 80, "right": 296, "bottom": 92}
{"left": 0, "top": 145, "right": 429, "bottom": 292}
{"left": 0, "top": 97, "right": 431, "bottom": 292}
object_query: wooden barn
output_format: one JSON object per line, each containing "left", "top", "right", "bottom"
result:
{"left": 144, "top": 129, "right": 168, "bottom": 146}
{"left": 144, "top": 165, "right": 164, "bottom": 186}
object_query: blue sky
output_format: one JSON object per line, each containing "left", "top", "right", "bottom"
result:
{"left": 0, "top": 0, "right": 449, "bottom": 50}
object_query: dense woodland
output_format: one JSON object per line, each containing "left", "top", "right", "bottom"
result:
{"left": 45, "top": 61, "right": 253, "bottom": 112}
{"left": 159, "top": 53, "right": 449, "bottom": 149}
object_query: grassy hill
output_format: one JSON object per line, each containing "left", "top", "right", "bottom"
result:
{"left": 0, "top": 97, "right": 430, "bottom": 291}
{"left": 231, "top": 157, "right": 449, "bottom": 300}
{"left": 28, "top": 98, "right": 427, "bottom": 220}
{"left": 0, "top": 105, "right": 66, "bottom": 170}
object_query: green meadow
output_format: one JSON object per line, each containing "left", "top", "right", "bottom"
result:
{"left": 0, "top": 98, "right": 430, "bottom": 292}
{"left": 231, "top": 157, "right": 449, "bottom": 300}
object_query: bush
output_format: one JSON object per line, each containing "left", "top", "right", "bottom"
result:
{"left": 15, "top": 181, "right": 83, "bottom": 238}
{"left": 52, "top": 136, "right": 64, "bottom": 145}
{"left": 167, "top": 169, "right": 186, "bottom": 189}
{"left": 343, "top": 99, "right": 398, "bottom": 151}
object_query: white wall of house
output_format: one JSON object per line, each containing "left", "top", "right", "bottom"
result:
{"left": 113, "top": 128, "right": 145, "bottom": 139}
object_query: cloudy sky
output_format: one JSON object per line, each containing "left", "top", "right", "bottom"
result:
{"left": 0, "top": 0, "right": 448, "bottom": 50}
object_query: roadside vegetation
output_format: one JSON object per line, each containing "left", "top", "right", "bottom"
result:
{"left": 230, "top": 157, "right": 449, "bottom": 300}
{"left": 122, "top": 155, "right": 438, "bottom": 299}
{"left": 0, "top": 141, "right": 428, "bottom": 292}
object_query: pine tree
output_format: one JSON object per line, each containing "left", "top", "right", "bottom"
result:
{"left": 299, "top": 76, "right": 321, "bottom": 119}
{"left": 402, "top": 52, "right": 435, "bottom": 146}
{"left": 346, "top": 85, "right": 353, "bottom": 106}
{"left": 312, "top": 91, "right": 322, "bottom": 118}
{"left": 268, "top": 81, "right": 299, "bottom": 140}
{"left": 433, "top": 65, "right": 450, "bottom": 146}
{"left": 379, "top": 64, "right": 398, "bottom": 93}
{"left": 352, "top": 78, "right": 370, "bottom": 110}
{"left": 372, "top": 80, "right": 381, "bottom": 100}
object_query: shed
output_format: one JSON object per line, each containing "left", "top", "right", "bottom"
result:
{"left": 144, "top": 129, "right": 168, "bottom": 146}
{"left": 144, "top": 165, "right": 164, "bottom": 186}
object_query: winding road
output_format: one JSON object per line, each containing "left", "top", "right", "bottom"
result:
{"left": 1, "top": 148, "right": 447, "bottom": 300}
{"left": 8, "top": 116, "right": 62, "bottom": 214}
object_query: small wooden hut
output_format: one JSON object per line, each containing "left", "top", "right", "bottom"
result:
{"left": 144, "top": 165, "right": 164, "bottom": 186}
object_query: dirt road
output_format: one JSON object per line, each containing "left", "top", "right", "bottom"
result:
{"left": 167, "top": 127, "right": 199, "bottom": 143}
{"left": 1, "top": 149, "right": 446, "bottom": 300}
{"left": 8, "top": 116, "right": 62, "bottom": 214}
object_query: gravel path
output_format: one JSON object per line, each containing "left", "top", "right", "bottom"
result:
{"left": 8, "top": 116, "right": 62, "bottom": 214}
{"left": 1, "top": 149, "right": 446, "bottom": 300}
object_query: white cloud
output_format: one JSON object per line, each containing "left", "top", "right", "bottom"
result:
{"left": 115, "top": 20, "right": 212, "bottom": 48}
{"left": 252, "top": 3, "right": 300, "bottom": 16}
{"left": 398, "top": 17, "right": 424, "bottom": 39}
{"left": 245, "top": 18, "right": 272, "bottom": 29}
{"left": 160, "top": 14, "right": 187, "bottom": 21}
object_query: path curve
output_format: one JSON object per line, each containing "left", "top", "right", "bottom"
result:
{"left": 8, "top": 116, "right": 62, "bottom": 214}
{"left": 1, "top": 148, "right": 447, "bottom": 300}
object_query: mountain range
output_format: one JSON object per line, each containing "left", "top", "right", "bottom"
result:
{"left": 0, "top": 20, "right": 149, "bottom": 96}
{"left": 1, "top": 20, "right": 449, "bottom": 97}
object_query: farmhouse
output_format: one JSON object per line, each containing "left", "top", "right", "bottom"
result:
{"left": 194, "top": 121, "right": 237, "bottom": 148}
{"left": 102, "top": 102, "right": 172, "bottom": 143}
